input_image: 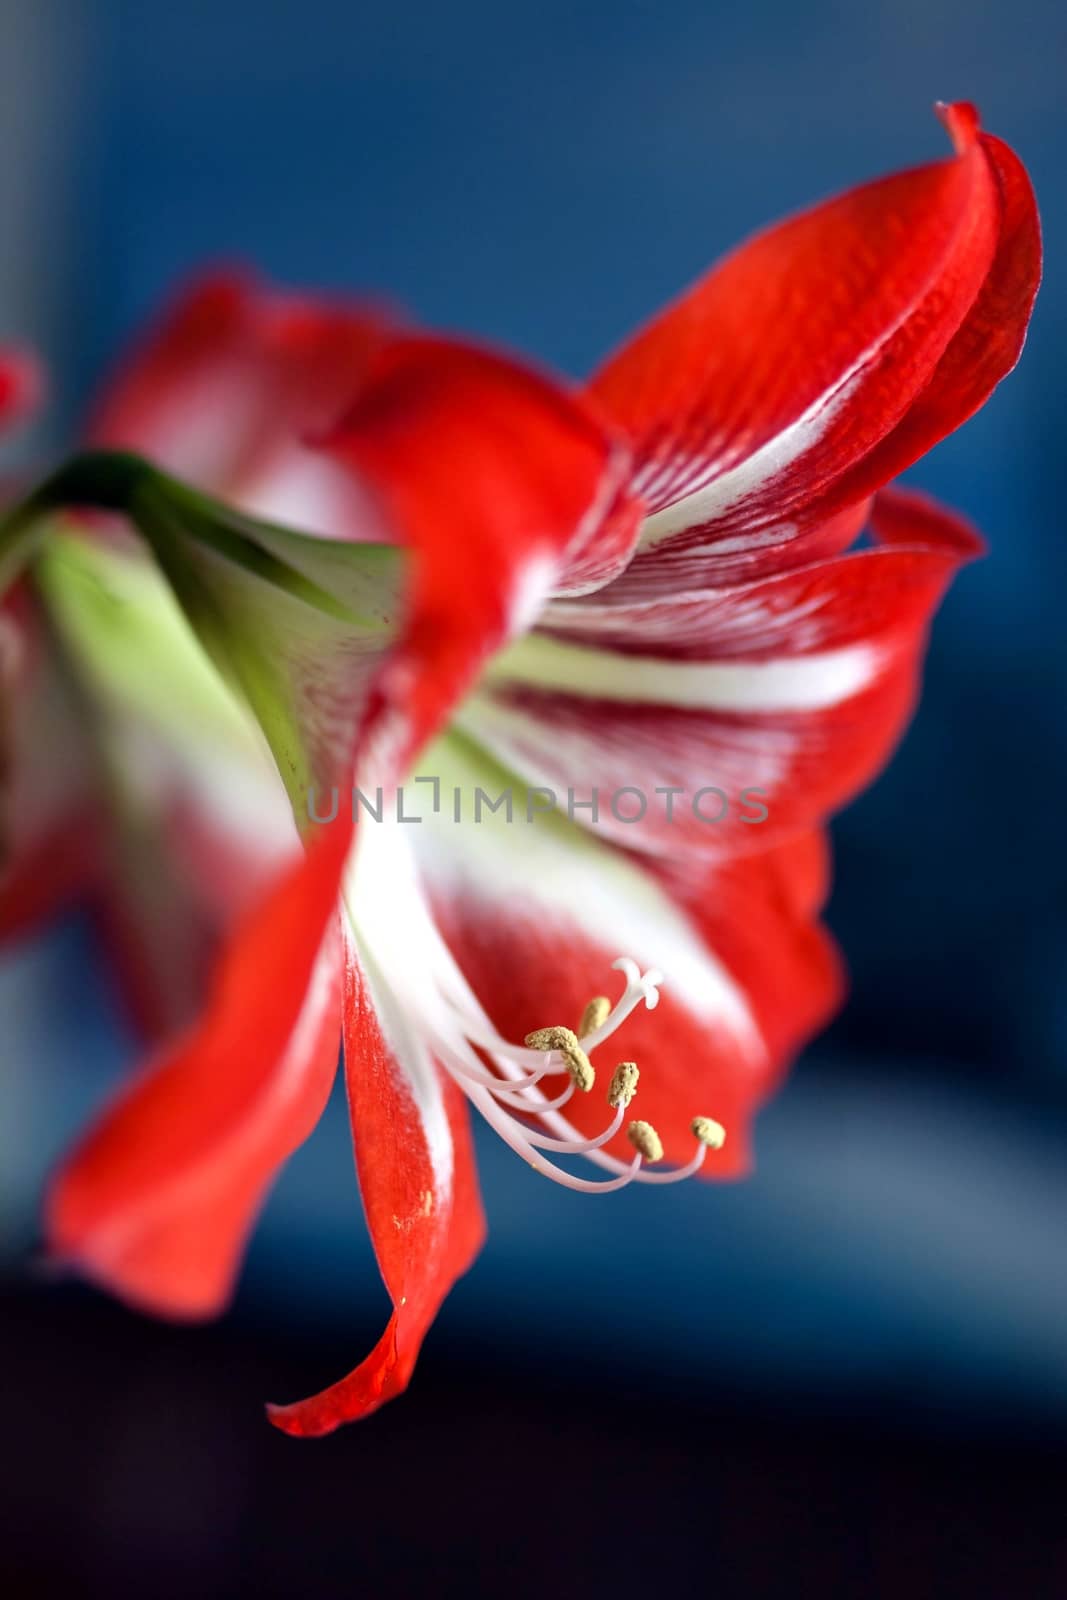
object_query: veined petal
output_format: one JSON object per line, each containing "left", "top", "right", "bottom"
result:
{"left": 459, "top": 488, "right": 980, "bottom": 857}
{"left": 88, "top": 269, "right": 395, "bottom": 539}
{"left": 801, "top": 110, "right": 1041, "bottom": 523}
{"left": 46, "top": 814, "right": 349, "bottom": 1318}
{"left": 588, "top": 103, "right": 1037, "bottom": 587}
{"left": 267, "top": 932, "right": 486, "bottom": 1435}
{"left": 538, "top": 485, "right": 981, "bottom": 658}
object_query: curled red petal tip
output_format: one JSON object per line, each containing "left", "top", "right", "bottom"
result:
{"left": 936, "top": 99, "right": 981, "bottom": 153}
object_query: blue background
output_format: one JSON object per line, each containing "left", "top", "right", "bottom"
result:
{"left": 1, "top": 1, "right": 1065, "bottom": 1592}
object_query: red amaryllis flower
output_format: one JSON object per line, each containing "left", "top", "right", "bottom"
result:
{"left": 0, "top": 102, "right": 1038, "bottom": 1435}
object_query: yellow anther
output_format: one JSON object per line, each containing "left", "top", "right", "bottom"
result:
{"left": 524, "top": 1025, "right": 595, "bottom": 1092}
{"left": 607, "top": 1061, "right": 640, "bottom": 1109}
{"left": 627, "top": 1119, "right": 664, "bottom": 1163}
{"left": 691, "top": 1116, "right": 726, "bottom": 1150}
{"left": 524, "top": 1026, "right": 574, "bottom": 1050}
{"left": 578, "top": 995, "right": 611, "bottom": 1039}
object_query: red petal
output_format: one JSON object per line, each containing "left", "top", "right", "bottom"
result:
{"left": 463, "top": 486, "right": 980, "bottom": 858}
{"left": 45, "top": 816, "right": 349, "bottom": 1318}
{"left": 588, "top": 104, "right": 1037, "bottom": 587}
{"left": 267, "top": 940, "right": 486, "bottom": 1435}
{"left": 88, "top": 270, "right": 396, "bottom": 538}
{"left": 634, "top": 840, "right": 846, "bottom": 1157}
{"left": 324, "top": 335, "right": 634, "bottom": 776}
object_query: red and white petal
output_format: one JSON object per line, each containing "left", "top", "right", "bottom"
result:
{"left": 46, "top": 814, "right": 350, "bottom": 1319}
{"left": 549, "top": 471, "right": 645, "bottom": 598}
{"left": 592, "top": 498, "right": 874, "bottom": 599}
{"left": 800, "top": 110, "right": 1041, "bottom": 525}
{"left": 407, "top": 737, "right": 841, "bottom": 1174}
{"left": 540, "top": 487, "right": 979, "bottom": 658}
{"left": 458, "top": 488, "right": 980, "bottom": 857}
{"left": 267, "top": 934, "right": 486, "bottom": 1435}
{"left": 587, "top": 103, "right": 1037, "bottom": 588}
{"left": 262, "top": 342, "right": 626, "bottom": 1428}
{"left": 88, "top": 270, "right": 395, "bottom": 540}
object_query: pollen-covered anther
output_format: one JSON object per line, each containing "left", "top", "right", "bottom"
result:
{"left": 524, "top": 1026, "right": 595, "bottom": 1092}
{"left": 691, "top": 1116, "right": 726, "bottom": 1150}
{"left": 578, "top": 995, "right": 611, "bottom": 1039}
{"left": 627, "top": 1119, "right": 664, "bottom": 1163}
{"left": 607, "top": 1061, "right": 640, "bottom": 1109}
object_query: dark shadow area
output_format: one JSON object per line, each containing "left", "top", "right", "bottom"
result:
{"left": 3, "top": 1285, "right": 1065, "bottom": 1599}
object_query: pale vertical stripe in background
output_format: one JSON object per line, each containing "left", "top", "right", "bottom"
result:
{"left": 0, "top": 0, "right": 87, "bottom": 461}
{"left": 0, "top": 0, "right": 89, "bottom": 1242}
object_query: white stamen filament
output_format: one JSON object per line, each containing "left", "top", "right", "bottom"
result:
{"left": 425, "top": 955, "right": 722, "bottom": 1194}
{"left": 344, "top": 817, "right": 725, "bottom": 1195}
{"left": 520, "top": 1102, "right": 625, "bottom": 1154}
{"left": 491, "top": 1079, "right": 577, "bottom": 1114}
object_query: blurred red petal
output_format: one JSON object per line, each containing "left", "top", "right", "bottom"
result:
{"left": 46, "top": 816, "right": 349, "bottom": 1318}
{"left": 89, "top": 269, "right": 396, "bottom": 538}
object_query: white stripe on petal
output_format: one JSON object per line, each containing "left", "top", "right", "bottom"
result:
{"left": 344, "top": 825, "right": 458, "bottom": 1201}
{"left": 485, "top": 632, "right": 882, "bottom": 712}
{"left": 412, "top": 736, "right": 763, "bottom": 1059}
{"left": 636, "top": 368, "right": 864, "bottom": 547}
